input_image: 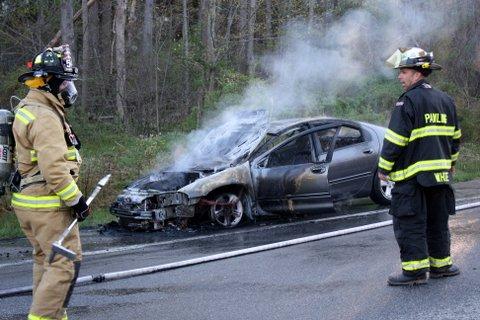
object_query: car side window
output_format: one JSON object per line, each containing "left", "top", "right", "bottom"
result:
{"left": 267, "top": 134, "right": 313, "bottom": 168}
{"left": 315, "top": 128, "right": 337, "bottom": 154}
{"left": 335, "top": 126, "right": 363, "bottom": 148}
{"left": 252, "top": 127, "right": 303, "bottom": 159}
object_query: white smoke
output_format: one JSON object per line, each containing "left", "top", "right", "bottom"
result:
{"left": 164, "top": 0, "right": 469, "bottom": 172}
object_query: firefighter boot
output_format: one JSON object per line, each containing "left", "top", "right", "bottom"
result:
{"left": 430, "top": 264, "right": 460, "bottom": 278}
{"left": 387, "top": 270, "right": 428, "bottom": 286}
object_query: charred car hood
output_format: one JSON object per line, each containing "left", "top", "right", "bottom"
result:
{"left": 128, "top": 171, "right": 203, "bottom": 192}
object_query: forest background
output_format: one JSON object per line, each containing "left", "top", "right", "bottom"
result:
{"left": 0, "top": 0, "right": 479, "bottom": 237}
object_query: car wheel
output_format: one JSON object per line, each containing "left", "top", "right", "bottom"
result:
{"left": 370, "top": 171, "right": 394, "bottom": 205}
{"left": 210, "top": 192, "right": 245, "bottom": 228}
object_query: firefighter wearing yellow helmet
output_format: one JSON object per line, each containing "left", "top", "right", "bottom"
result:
{"left": 379, "top": 47, "right": 461, "bottom": 286}
{"left": 13, "top": 44, "right": 90, "bottom": 319}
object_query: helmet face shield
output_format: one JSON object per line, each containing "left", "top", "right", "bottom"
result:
{"left": 60, "top": 81, "right": 78, "bottom": 107}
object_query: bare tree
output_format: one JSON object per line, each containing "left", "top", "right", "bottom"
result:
{"left": 265, "top": 0, "right": 273, "bottom": 46}
{"left": 308, "top": 0, "right": 316, "bottom": 30}
{"left": 99, "top": 0, "right": 112, "bottom": 67}
{"left": 81, "top": 0, "right": 89, "bottom": 111}
{"left": 246, "top": 0, "right": 256, "bottom": 76}
{"left": 114, "top": 0, "right": 126, "bottom": 120}
{"left": 238, "top": 0, "right": 248, "bottom": 72}
{"left": 89, "top": 1, "right": 100, "bottom": 55}
{"left": 198, "top": 0, "right": 217, "bottom": 123}
{"left": 142, "top": 0, "right": 153, "bottom": 58}
{"left": 126, "top": 0, "right": 137, "bottom": 48}
{"left": 60, "top": 0, "right": 75, "bottom": 52}
{"left": 182, "top": 0, "right": 191, "bottom": 114}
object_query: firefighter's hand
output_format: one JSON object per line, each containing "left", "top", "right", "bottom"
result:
{"left": 72, "top": 196, "right": 91, "bottom": 222}
{"left": 378, "top": 172, "right": 389, "bottom": 181}
{"left": 450, "top": 166, "right": 456, "bottom": 175}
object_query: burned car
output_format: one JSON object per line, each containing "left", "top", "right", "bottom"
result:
{"left": 111, "top": 111, "right": 393, "bottom": 229}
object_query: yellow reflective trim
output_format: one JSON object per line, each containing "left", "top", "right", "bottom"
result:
{"left": 451, "top": 152, "right": 459, "bottom": 161}
{"left": 402, "top": 258, "right": 430, "bottom": 271}
{"left": 30, "top": 150, "right": 38, "bottom": 162}
{"left": 57, "top": 180, "right": 80, "bottom": 201}
{"left": 15, "top": 112, "right": 30, "bottom": 125}
{"left": 429, "top": 256, "right": 453, "bottom": 268}
{"left": 389, "top": 159, "right": 452, "bottom": 182}
{"left": 12, "top": 193, "right": 61, "bottom": 209}
{"left": 66, "top": 147, "right": 77, "bottom": 161}
{"left": 15, "top": 108, "right": 36, "bottom": 125}
{"left": 453, "top": 129, "right": 462, "bottom": 139}
{"left": 21, "top": 108, "right": 36, "bottom": 119}
{"left": 378, "top": 157, "right": 394, "bottom": 171}
{"left": 28, "top": 313, "right": 62, "bottom": 320}
{"left": 384, "top": 129, "right": 408, "bottom": 147}
{"left": 409, "top": 125, "right": 455, "bottom": 142}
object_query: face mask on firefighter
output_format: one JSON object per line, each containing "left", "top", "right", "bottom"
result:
{"left": 59, "top": 80, "right": 78, "bottom": 108}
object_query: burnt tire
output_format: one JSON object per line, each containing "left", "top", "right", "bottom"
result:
{"left": 370, "top": 170, "right": 394, "bottom": 205}
{"left": 209, "top": 191, "right": 251, "bottom": 228}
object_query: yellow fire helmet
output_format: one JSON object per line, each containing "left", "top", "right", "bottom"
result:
{"left": 386, "top": 47, "right": 442, "bottom": 70}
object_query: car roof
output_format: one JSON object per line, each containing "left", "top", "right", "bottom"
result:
{"left": 267, "top": 117, "right": 359, "bottom": 135}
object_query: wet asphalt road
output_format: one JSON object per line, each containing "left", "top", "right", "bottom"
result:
{"left": 1, "top": 205, "right": 480, "bottom": 319}
{"left": 1, "top": 179, "right": 479, "bottom": 319}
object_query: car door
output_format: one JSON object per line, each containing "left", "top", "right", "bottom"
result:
{"left": 251, "top": 131, "right": 332, "bottom": 215}
{"left": 326, "top": 125, "right": 378, "bottom": 200}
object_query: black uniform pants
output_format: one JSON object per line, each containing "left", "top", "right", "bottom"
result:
{"left": 390, "top": 179, "right": 455, "bottom": 273}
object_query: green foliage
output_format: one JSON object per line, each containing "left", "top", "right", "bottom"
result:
{"left": 454, "top": 142, "right": 480, "bottom": 182}
{"left": 203, "top": 68, "right": 252, "bottom": 111}
{"left": 0, "top": 211, "right": 22, "bottom": 239}
{"left": 0, "top": 67, "right": 28, "bottom": 108}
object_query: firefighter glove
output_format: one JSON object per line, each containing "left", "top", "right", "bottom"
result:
{"left": 72, "top": 196, "right": 91, "bottom": 222}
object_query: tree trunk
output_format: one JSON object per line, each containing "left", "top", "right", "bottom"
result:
{"left": 126, "top": 0, "right": 137, "bottom": 49}
{"left": 60, "top": 0, "right": 75, "bottom": 53}
{"left": 114, "top": 0, "right": 126, "bottom": 121}
{"left": 238, "top": 0, "right": 248, "bottom": 72}
{"left": 99, "top": 0, "right": 112, "bottom": 69}
{"left": 81, "top": 0, "right": 89, "bottom": 112}
{"left": 35, "top": 6, "right": 45, "bottom": 49}
{"left": 308, "top": 0, "right": 316, "bottom": 31}
{"left": 182, "top": 0, "right": 191, "bottom": 115}
{"left": 89, "top": 1, "right": 99, "bottom": 55}
{"left": 142, "top": 0, "right": 153, "bottom": 58}
{"left": 265, "top": 0, "right": 272, "bottom": 47}
{"left": 246, "top": 0, "right": 256, "bottom": 76}
{"left": 201, "top": 0, "right": 216, "bottom": 87}
{"left": 224, "top": 3, "right": 236, "bottom": 52}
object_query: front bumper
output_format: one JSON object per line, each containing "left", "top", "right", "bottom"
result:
{"left": 110, "top": 189, "right": 195, "bottom": 222}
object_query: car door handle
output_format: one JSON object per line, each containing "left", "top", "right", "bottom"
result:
{"left": 311, "top": 164, "right": 327, "bottom": 174}
{"left": 363, "top": 149, "right": 373, "bottom": 154}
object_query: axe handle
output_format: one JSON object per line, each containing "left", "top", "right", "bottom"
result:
{"left": 56, "top": 218, "right": 78, "bottom": 245}
{"left": 55, "top": 174, "right": 110, "bottom": 245}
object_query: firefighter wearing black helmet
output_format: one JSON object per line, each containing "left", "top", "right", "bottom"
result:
{"left": 13, "top": 45, "right": 90, "bottom": 319}
{"left": 378, "top": 47, "right": 461, "bottom": 286}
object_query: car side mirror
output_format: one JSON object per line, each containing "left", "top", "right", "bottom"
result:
{"left": 317, "top": 153, "right": 328, "bottom": 164}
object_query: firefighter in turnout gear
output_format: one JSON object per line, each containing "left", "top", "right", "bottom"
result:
{"left": 379, "top": 47, "right": 461, "bottom": 286}
{"left": 13, "top": 45, "right": 90, "bottom": 319}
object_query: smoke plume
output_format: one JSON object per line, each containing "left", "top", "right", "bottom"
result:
{"left": 166, "top": 0, "right": 471, "bottom": 172}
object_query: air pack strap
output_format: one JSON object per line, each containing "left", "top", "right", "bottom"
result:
{"left": 20, "top": 173, "right": 46, "bottom": 188}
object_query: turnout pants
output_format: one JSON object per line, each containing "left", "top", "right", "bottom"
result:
{"left": 14, "top": 207, "right": 82, "bottom": 320}
{"left": 390, "top": 179, "right": 455, "bottom": 274}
